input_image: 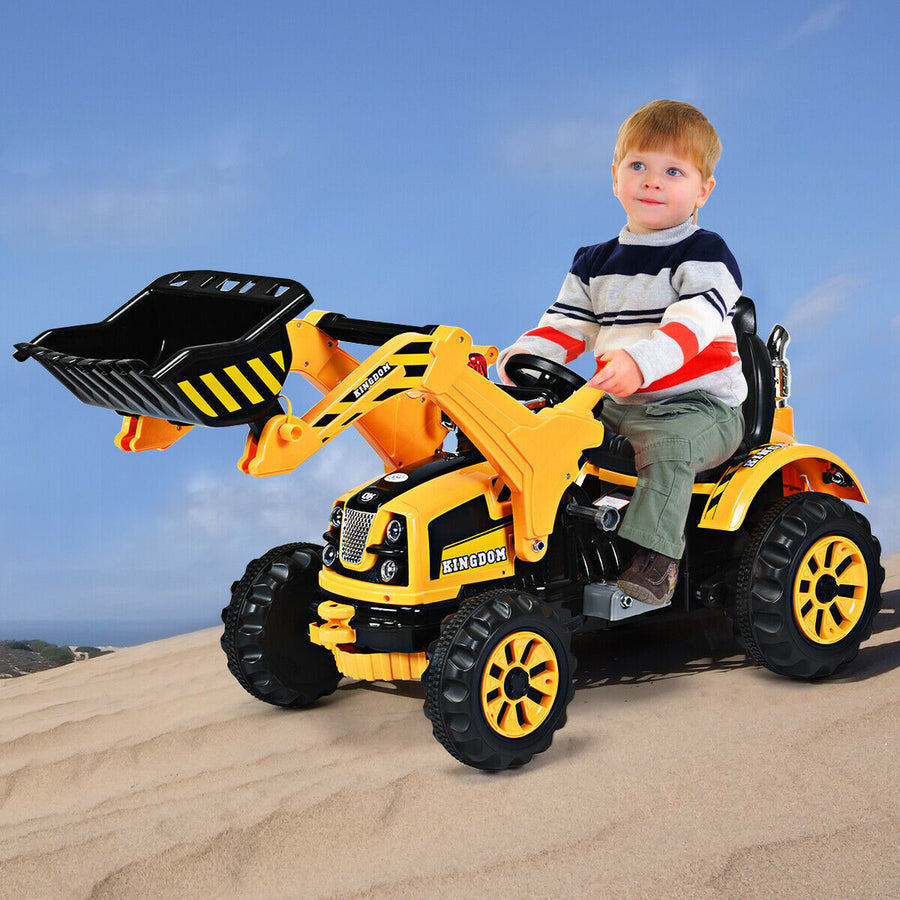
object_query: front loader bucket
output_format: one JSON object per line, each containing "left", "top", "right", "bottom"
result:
{"left": 14, "top": 271, "right": 311, "bottom": 428}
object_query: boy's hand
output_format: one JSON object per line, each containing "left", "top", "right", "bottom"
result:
{"left": 497, "top": 348, "right": 528, "bottom": 385}
{"left": 589, "top": 349, "right": 643, "bottom": 396}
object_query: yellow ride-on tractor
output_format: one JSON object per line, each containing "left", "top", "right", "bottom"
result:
{"left": 15, "top": 270, "right": 884, "bottom": 770}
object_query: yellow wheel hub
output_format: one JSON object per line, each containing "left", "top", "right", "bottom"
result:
{"left": 480, "top": 631, "right": 560, "bottom": 738}
{"left": 793, "top": 536, "right": 868, "bottom": 645}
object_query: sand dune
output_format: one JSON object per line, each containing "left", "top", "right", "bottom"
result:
{"left": 2, "top": 556, "right": 898, "bottom": 899}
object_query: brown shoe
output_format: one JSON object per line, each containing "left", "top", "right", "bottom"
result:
{"left": 617, "top": 549, "right": 679, "bottom": 606}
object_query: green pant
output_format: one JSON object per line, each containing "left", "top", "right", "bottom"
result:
{"left": 599, "top": 391, "right": 744, "bottom": 558}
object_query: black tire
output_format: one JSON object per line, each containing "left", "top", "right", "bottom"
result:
{"left": 220, "top": 542, "right": 341, "bottom": 707}
{"left": 423, "top": 590, "right": 576, "bottom": 770}
{"left": 734, "top": 493, "right": 884, "bottom": 679}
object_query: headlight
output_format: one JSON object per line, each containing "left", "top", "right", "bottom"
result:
{"left": 322, "top": 543, "right": 338, "bottom": 567}
{"left": 329, "top": 505, "right": 343, "bottom": 529}
{"left": 385, "top": 518, "right": 405, "bottom": 545}
{"left": 379, "top": 558, "right": 400, "bottom": 583}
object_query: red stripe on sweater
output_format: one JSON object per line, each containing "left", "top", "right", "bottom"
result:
{"left": 636, "top": 340, "right": 740, "bottom": 393}
{"left": 659, "top": 321, "right": 699, "bottom": 363}
{"left": 524, "top": 326, "right": 586, "bottom": 363}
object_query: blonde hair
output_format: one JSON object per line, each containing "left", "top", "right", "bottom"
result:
{"left": 614, "top": 100, "right": 721, "bottom": 181}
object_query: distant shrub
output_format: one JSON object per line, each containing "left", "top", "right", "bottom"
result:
{"left": 37, "top": 645, "right": 75, "bottom": 665}
{"left": 75, "top": 646, "right": 103, "bottom": 657}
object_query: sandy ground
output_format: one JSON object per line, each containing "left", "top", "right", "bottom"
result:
{"left": 2, "top": 555, "right": 898, "bottom": 900}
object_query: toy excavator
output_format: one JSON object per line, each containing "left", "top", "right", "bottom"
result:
{"left": 15, "top": 270, "right": 884, "bottom": 770}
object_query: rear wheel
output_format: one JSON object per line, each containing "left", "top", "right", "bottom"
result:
{"left": 423, "top": 590, "right": 575, "bottom": 770}
{"left": 221, "top": 543, "right": 340, "bottom": 707}
{"left": 734, "top": 493, "right": 883, "bottom": 679}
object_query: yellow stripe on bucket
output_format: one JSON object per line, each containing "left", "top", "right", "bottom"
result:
{"left": 200, "top": 373, "right": 241, "bottom": 412}
{"left": 178, "top": 380, "right": 218, "bottom": 417}
{"left": 248, "top": 357, "right": 283, "bottom": 393}
{"left": 224, "top": 365, "right": 264, "bottom": 404}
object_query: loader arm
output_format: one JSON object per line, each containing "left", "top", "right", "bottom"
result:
{"left": 243, "top": 314, "right": 605, "bottom": 562}
{"left": 238, "top": 314, "right": 452, "bottom": 476}
{"left": 278, "top": 315, "right": 450, "bottom": 471}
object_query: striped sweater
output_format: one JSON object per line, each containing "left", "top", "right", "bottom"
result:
{"left": 500, "top": 218, "right": 747, "bottom": 407}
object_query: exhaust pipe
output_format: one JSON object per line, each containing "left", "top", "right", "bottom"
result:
{"left": 767, "top": 324, "right": 791, "bottom": 408}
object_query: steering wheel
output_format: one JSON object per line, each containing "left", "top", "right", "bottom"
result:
{"left": 503, "top": 353, "right": 586, "bottom": 401}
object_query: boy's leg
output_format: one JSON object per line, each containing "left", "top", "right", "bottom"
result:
{"left": 600, "top": 392, "right": 743, "bottom": 602}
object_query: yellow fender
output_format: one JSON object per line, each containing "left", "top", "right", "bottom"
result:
{"left": 700, "top": 443, "right": 868, "bottom": 532}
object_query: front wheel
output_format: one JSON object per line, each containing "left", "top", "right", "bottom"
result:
{"left": 734, "top": 493, "right": 884, "bottom": 679}
{"left": 423, "top": 590, "right": 576, "bottom": 770}
{"left": 220, "top": 542, "right": 341, "bottom": 707}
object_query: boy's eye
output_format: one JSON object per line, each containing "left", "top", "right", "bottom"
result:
{"left": 629, "top": 161, "right": 645, "bottom": 172}
{"left": 666, "top": 167, "right": 683, "bottom": 177}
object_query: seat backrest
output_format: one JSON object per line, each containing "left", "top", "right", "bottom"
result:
{"left": 571, "top": 296, "right": 778, "bottom": 479}
{"left": 732, "top": 296, "right": 775, "bottom": 454}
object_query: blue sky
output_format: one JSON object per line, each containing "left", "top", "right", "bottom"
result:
{"left": 2, "top": 0, "right": 898, "bottom": 643}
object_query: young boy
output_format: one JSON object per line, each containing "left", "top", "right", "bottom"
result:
{"left": 498, "top": 100, "right": 746, "bottom": 606}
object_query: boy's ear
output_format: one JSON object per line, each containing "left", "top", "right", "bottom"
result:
{"left": 695, "top": 175, "right": 716, "bottom": 209}
{"left": 611, "top": 162, "right": 619, "bottom": 196}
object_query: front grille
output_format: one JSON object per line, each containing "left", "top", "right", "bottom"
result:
{"left": 339, "top": 508, "right": 376, "bottom": 565}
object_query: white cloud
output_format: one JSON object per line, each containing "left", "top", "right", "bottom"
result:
{"left": 0, "top": 132, "right": 258, "bottom": 246}
{"left": 779, "top": 1, "right": 846, "bottom": 48}
{"left": 2, "top": 181, "right": 242, "bottom": 245}
{"left": 783, "top": 273, "right": 863, "bottom": 334}
{"left": 9, "top": 434, "right": 384, "bottom": 624}
{"left": 499, "top": 118, "right": 618, "bottom": 179}
{"left": 177, "top": 436, "right": 378, "bottom": 555}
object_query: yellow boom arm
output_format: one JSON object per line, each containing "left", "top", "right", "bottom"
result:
{"left": 234, "top": 312, "right": 605, "bottom": 561}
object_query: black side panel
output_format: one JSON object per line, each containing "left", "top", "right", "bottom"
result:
{"left": 427, "top": 497, "right": 512, "bottom": 580}
{"left": 346, "top": 452, "right": 483, "bottom": 512}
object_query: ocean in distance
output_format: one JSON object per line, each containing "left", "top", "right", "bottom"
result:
{"left": 1, "top": 616, "right": 220, "bottom": 648}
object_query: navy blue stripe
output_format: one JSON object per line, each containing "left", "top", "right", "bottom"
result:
{"left": 552, "top": 302, "right": 670, "bottom": 321}
{"left": 546, "top": 303, "right": 597, "bottom": 325}
{"left": 548, "top": 308, "right": 667, "bottom": 329}
{"left": 551, "top": 301, "right": 593, "bottom": 317}
{"left": 680, "top": 288, "right": 727, "bottom": 319}
{"left": 549, "top": 302, "right": 671, "bottom": 327}
{"left": 597, "top": 306, "right": 668, "bottom": 320}
{"left": 570, "top": 229, "right": 742, "bottom": 291}
{"left": 597, "top": 314, "right": 665, "bottom": 326}
{"left": 712, "top": 287, "right": 727, "bottom": 317}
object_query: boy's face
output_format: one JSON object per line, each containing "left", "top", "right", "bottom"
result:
{"left": 612, "top": 146, "right": 715, "bottom": 233}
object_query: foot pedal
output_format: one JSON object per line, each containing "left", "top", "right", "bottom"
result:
{"left": 583, "top": 582, "right": 671, "bottom": 621}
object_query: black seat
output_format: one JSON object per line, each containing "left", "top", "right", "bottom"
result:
{"left": 583, "top": 296, "right": 776, "bottom": 480}
{"left": 732, "top": 296, "right": 776, "bottom": 455}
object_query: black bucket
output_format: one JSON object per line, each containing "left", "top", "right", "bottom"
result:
{"left": 14, "top": 271, "right": 313, "bottom": 428}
